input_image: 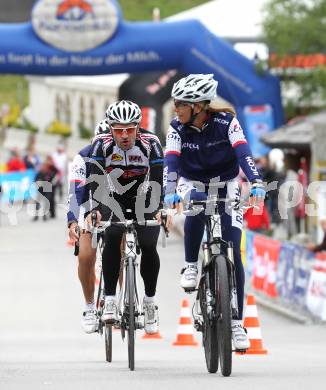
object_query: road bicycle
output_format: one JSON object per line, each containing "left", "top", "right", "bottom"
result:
{"left": 74, "top": 224, "right": 114, "bottom": 362}
{"left": 92, "top": 211, "right": 166, "bottom": 371}
{"left": 184, "top": 197, "right": 249, "bottom": 375}
{"left": 94, "top": 234, "right": 113, "bottom": 363}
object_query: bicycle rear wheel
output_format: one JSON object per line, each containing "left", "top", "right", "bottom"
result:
{"left": 105, "top": 324, "right": 112, "bottom": 362}
{"left": 215, "top": 255, "right": 232, "bottom": 377}
{"left": 199, "top": 264, "right": 219, "bottom": 374}
{"left": 127, "top": 258, "right": 135, "bottom": 371}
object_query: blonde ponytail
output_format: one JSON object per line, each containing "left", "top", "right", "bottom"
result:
{"left": 208, "top": 100, "right": 236, "bottom": 116}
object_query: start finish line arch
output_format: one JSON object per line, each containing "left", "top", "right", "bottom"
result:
{"left": 0, "top": 0, "right": 284, "bottom": 154}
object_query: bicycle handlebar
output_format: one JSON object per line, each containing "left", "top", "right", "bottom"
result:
{"left": 94, "top": 218, "right": 160, "bottom": 232}
{"left": 184, "top": 197, "right": 256, "bottom": 215}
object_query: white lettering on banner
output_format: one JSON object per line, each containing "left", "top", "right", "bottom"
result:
{"left": 7, "top": 53, "right": 33, "bottom": 66}
{"left": 35, "top": 54, "right": 48, "bottom": 65}
{"left": 105, "top": 54, "right": 124, "bottom": 65}
{"left": 0, "top": 50, "right": 163, "bottom": 69}
{"left": 49, "top": 56, "right": 69, "bottom": 66}
{"left": 70, "top": 56, "right": 103, "bottom": 66}
{"left": 126, "top": 51, "right": 160, "bottom": 63}
{"left": 32, "top": 0, "right": 119, "bottom": 52}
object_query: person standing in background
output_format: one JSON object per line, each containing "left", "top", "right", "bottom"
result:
{"left": 45, "top": 155, "right": 59, "bottom": 219}
{"left": 23, "top": 146, "right": 40, "bottom": 171}
{"left": 7, "top": 148, "right": 26, "bottom": 172}
{"left": 52, "top": 142, "right": 67, "bottom": 200}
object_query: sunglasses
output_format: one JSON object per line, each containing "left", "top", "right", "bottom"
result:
{"left": 111, "top": 125, "right": 138, "bottom": 135}
{"left": 174, "top": 100, "right": 193, "bottom": 108}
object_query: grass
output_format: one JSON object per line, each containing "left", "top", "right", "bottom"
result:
{"left": 0, "top": 0, "right": 208, "bottom": 109}
{"left": 119, "top": 0, "right": 208, "bottom": 21}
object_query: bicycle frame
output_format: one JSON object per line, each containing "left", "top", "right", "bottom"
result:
{"left": 190, "top": 198, "right": 240, "bottom": 324}
{"left": 118, "top": 221, "right": 143, "bottom": 332}
{"left": 93, "top": 218, "right": 160, "bottom": 330}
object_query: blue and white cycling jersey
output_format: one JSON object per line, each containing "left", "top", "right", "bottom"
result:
{"left": 67, "top": 144, "right": 92, "bottom": 227}
{"left": 164, "top": 111, "right": 261, "bottom": 194}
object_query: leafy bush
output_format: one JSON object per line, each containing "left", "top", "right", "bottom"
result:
{"left": 78, "top": 122, "right": 93, "bottom": 139}
{"left": 47, "top": 120, "right": 71, "bottom": 137}
{"left": 14, "top": 117, "right": 39, "bottom": 133}
{"left": 1, "top": 104, "right": 21, "bottom": 126}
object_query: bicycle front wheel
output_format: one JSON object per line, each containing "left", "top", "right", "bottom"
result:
{"left": 127, "top": 258, "right": 135, "bottom": 371}
{"left": 105, "top": 324, "right": 112, "bottom": 362}
{"left": 215, "top": 255, "right": 232, "bottom": 377}
{"left": 199, "top": 268, "right": 219, "bottom": 373}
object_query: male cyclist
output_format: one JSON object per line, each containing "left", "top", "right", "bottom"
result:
{"left": 163, "top": 74, "right": 266, "bottom": 350}
{"left": 67, "top": 120, "right": 108, "bottom": 333}
{"left": 87, "top": 100, "right": 166, "bottom": 335}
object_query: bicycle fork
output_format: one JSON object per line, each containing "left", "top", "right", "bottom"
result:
{"left": 226, "top": 241, "right": 239, "bottom": 319}
{"left": 118, "top": 234, "right": 143, "bottom": 332}
{"left": 193, "top": 268, "right": 216, "bottom": 332}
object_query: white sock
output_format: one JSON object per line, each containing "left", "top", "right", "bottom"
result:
{"left": 85, "top": 302, "right": 95, "bottom": 311}
{"left": 231, "top": 319, "right": 242, "bottom": 327}
{"left": 185, "top": 261, "right": 198, "bottom": 268}
{"left": 144, "top": 295, "right": 155, "bottom": 303}
{"left": 105, "top": 295, "right": 116, "bottom": 304}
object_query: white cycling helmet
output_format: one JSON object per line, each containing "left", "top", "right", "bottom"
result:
{"left": 171, "top": 74, "right": 218, "bottom": 103}
{"left": 105, "top": 100, "right": 142, "bottom": 125}
{"left": 94, "top": 119, "right": 109, "bottom": 136}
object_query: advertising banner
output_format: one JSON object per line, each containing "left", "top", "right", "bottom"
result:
{"left": 252, "top": 235, "right": 281, "bottom": 297}
{"left": 276, "top": 243, "right": 313, "bottom": 309}
{"left": 0, "top": 169, "right": 36, "bottom": 203}
{"left": 244, "top": 229, "right": 255, "bottom": 279}
{"left": 306, "top": 254, "right": 326, "bottom": 320}
{"left": 276, "top": 242, "right": 296, "bottom": 302}
{"left": 0, "top": 0, "right": 284, "bottom": 131}
{"left": 243, "top": 105, "right": 274, "bottom": 158}
{"left": 292, "top": 246, "right": 314, "bottom": 308}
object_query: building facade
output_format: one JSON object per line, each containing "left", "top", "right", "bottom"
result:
{"left": 26, "top": 74, "right": 128, "bottom": 137}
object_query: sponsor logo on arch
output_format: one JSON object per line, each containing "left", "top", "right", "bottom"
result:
{"left": 32, "top": 0, "right": 120, "bottom": 52}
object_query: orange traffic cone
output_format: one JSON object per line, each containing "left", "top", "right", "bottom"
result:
{"left": 239, "top": 294, "right": 267, "bottom": 354}
{"left": 172, "top": 299, "right": 198, "bottom": 346}
{"left": 142, "top": 331, "right": 162, "bottom": 340}
{"left": 66, "top": 238, "right": 74, "bottom": 247}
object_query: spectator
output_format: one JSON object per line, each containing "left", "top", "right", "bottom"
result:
{"left": 244, "top": 202, "right": 270, "bottom": 234}
{"left": 7, "top": 148, "right": 26, "bottom": 172}
{"left": 306, "top": 216, "right": 326, "bottom": 252}
{"left": 45, "top": 156, "right": 60, "bottom": 218}
{"left": 23, "top": 146, "right": 41, "bottom": 171}
{"left": 51, "top": 142, "right": 67, "bottom": 200}
{"left": 255, "top": 154, "right": 285, "bottom": 226}
{"left": 33, "top": 162, "right": 50, "bottom": 221}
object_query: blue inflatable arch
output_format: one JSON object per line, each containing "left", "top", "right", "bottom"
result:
{"left": 0, "top": 0, "right": 284, "bottom": 152}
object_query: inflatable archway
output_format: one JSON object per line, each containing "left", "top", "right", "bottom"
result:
{"left": 0, "top": 0, "right": 284, "bottom": 155}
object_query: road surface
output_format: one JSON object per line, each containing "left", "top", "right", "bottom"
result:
{"left": 1, "top": 206, "right": 326, "bottom": 389}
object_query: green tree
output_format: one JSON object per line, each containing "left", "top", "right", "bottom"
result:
{"left": 262, "top": 0, "right": 326, "bottom": 111}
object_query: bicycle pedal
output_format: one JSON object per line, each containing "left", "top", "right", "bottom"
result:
{"left": 233, "top": 348, "right": 247, "bottom": 354}
{"left": 184, "top": 287, "right": 197, "bottom": 294}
